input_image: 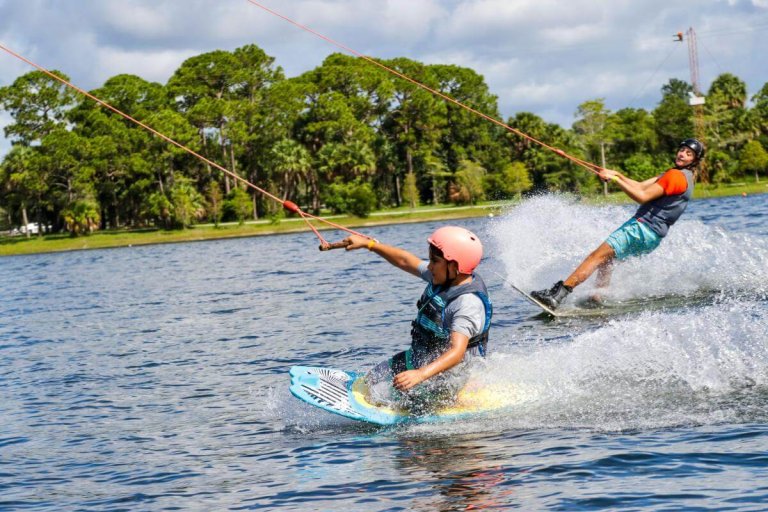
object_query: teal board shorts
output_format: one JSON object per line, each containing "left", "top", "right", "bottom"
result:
{"left": 605, "top": 218, "right": 662, "bottom": 261}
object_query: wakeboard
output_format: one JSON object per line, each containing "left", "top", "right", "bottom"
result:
{"left": 508, "top": 282, "right": 561, "bottom": 317}
{"left": 289, "top": 365, "right": 526, "bottom": 426}
{"left": 511, "top": 285, "right": 721, "bottom": 318}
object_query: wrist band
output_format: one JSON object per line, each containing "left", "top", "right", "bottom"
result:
{"left": 611, "top": 175, "right": 620, "bottom": 183}
{"left": 367, "top": 239, "right": 377, "bottom": 250}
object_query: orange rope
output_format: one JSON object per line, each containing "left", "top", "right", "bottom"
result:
{"left": 0, "top": 41, "right": 370, "bottom": 246}
{"left": 245, "top": 0, "right": 603, "bottom": 175}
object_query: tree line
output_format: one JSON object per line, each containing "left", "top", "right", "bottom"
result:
{"left": 1, "top": 44, "right": 767, "bottom": 235}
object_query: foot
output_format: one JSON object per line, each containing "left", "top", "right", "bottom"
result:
{"left": 531, "top": 280, "right": 572, "bottom": 310}
{"left": 579, "top": 294, "right": 603, "bottom": 309}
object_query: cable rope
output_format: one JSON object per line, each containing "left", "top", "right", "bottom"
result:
{"left": 628, "top": 43, "right": 681, "bottom": 106}
{"left": 244, "top": 0, "right": 602, "bottom": 175}
{"left": 698, "top": 38, "right": 725, "bottom": 78}
{"left": 0, "top": 41, "right": 373, "bottom": 248}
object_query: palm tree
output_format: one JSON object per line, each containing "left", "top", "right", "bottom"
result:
{"left": 316, "top": 140, "right": 375, "bottom": 182}
{"left": 1, "top": 145, "right": 38, "bottom": 237}
{"left": 169, "top": 174, "right": 205, "bottom": 228}
{"left": 270, "top": 138, "right": 312, "bottom": 204}
{"left": 708, "top": 73, "right": 747, "bottom": 109}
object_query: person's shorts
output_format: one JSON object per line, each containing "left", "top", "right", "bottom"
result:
{"left": 605, "top": 218, "right": 662, "bottom": 261}
{"left": 365, "top": 349, "right": 473, "bottom": 413}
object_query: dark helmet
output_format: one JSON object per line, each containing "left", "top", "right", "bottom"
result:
{"left": 679, "top": 138, "right": 705, "bottom": 161}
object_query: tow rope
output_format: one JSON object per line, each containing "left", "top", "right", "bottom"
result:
{"left": 0, "top": 42, "right": 369, "bottom": 249}
{"left": 244, "top": 0, "right": 603, "bottom": 176}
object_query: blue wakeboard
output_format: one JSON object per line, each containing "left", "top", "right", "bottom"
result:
{"left": 289, "top": 365, "right": 525, "bottom": 426}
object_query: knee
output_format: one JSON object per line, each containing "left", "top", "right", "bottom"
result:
{"left": 595, "top": 243, "right": 615, "bottom": 261}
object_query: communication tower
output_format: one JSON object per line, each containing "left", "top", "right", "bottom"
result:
{"left": 676, "top": 27, "right": 708, "bottom": 181}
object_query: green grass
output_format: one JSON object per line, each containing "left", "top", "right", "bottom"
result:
{"left": 0, "top": 202, "right": 510, "bottom": 256}
{"left": 2, "top": 182, "right": 765, "bottom": 257}
{"left": 693, "top": 180, "right": 768, "bottom": 198}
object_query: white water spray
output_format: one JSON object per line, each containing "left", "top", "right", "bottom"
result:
{"left": 489, "top": 195, "right": 768, "bottom": 301}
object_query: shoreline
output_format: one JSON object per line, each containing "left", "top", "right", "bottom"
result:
{"left": 2, "top": 185, "right": 765, "bottom": 257}
{"left": 0, "top": 202, "right": 507, "bottom": 257}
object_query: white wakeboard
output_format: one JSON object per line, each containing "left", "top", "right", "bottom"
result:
{"left": 508, "top": 283, "right": 561, "bottom": 317}
{"left": 510, "top": 285, "right": 720, "bottom": 319}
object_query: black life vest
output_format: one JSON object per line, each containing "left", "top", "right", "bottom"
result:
{"left": 634, "top": 168, "right": 695, "bottom": 237}
{"left": 410, "top": 273, "right": 492, "bottom": 369}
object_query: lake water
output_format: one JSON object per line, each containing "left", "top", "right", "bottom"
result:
{"left": 1, "top": 192, "right": 767, "bottom": 511}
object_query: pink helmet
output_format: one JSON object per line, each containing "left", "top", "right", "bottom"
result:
{"left": 427, "top": 226, "right": 483, "bottom": 274}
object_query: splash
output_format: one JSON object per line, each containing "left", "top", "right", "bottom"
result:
{"left": 488, "top": 194, "right": 768, "bottom": 302}
{"left": 473, "top": 299, "right": 768, "bottom": 431}
{"left": 278, "top": 295, "right": 768, "bottom": 434}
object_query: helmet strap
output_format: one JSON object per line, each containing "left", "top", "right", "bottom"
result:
{"left": 445, "top": 265, "right": 455, "bottom": 288}
{"left": 445, "top": 262, "right": 470, "bottom": 288}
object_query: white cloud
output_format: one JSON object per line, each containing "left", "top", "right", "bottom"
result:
{"left": 93, "top": 48, "right": 200, "bottom": 85}
{"left": 0, "top": 111, "right": 12, "bottom": 156}
{"left": 720, "top": 0, "right": 768, "bottom": 6}
{"left": 447, "top": 0, "right": 598, "bottom": 32}
{"left": 95, "top": 3, "right": 175, "bottom": 40}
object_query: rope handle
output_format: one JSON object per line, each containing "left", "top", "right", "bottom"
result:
{"left": 319, "top": 240, "right": 352, "bottom": 251}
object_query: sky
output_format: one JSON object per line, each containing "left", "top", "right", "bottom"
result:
{"left": 1, "top": 0, "right": 767, "bottom": 158}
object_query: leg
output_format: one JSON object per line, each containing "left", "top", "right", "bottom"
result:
{"left": 365, "top": 351, "right": 409, "bottom": 406}
{"left": 595, "top": 258, "right": 614, "bottom": 289}
{"left": 364, "top": 358, "right": 397, "bottom": 405}
{"left": 564, "top": 242, "right": 615, "bottom": 289}
{"left": 589, "top": 258, "right": 615, "bottom": 304}
{"left": 531, "top": 242, "right": 616, "bottom": 310}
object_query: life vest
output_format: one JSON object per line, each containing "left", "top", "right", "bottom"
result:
{"left": 410, "top": 273, "right": 492, "bottom": 369}
{"left": 634, "top": 168, "right": 695, "bottom": 237}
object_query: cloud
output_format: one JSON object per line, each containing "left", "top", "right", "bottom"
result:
{"left": 719, "top": 0, "right": 768, "bottom": 8}
{"left": 0, "top": 111, "right": 11, "bottom": 156}
{"left": 93, "top": 48, "right": 200, "bottom": 86}
{"left": 1, "top": 0, "right": 767, "bottom": 158}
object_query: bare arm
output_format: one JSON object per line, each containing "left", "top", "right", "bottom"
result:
{"left": 343, "top": 234, "right": 422, "bottom": 277}
{"left": 599, "top": 168, "right": 665, "bottom": 204}
{"left": 392, "top": 331, "right": 469, "bottom": 391}
{"left": 639, "top": 175, "right": 662, "bottom": 187}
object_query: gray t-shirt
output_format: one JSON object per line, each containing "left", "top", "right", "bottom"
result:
{"left": 418, "top": 261, "right": 486, "bottom": 339}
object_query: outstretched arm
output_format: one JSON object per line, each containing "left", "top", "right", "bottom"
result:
{"left": 598, "top": 168, "right": 665, "bottom": 204}
{"left": 392, "top": 331, "right": 469, "bottom": 391}
{"left": 343, "top": 234, "right": 422, "bottom": 277}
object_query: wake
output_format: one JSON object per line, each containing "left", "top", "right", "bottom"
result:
{"left": 488, "top": 194, "right": 768, "bottom": 302}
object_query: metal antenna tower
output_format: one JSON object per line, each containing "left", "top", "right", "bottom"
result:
{"left": 678, "top": 27, "right": 708, "bottom": 181}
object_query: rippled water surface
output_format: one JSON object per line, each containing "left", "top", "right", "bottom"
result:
{"left": 2, "top": 193, "right": 767, "bottom": 510}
